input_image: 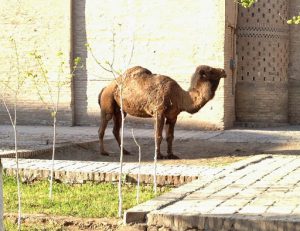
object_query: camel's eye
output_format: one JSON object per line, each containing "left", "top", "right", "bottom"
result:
{"left": 199, "top": 70, "right": 207, "bottom": 79}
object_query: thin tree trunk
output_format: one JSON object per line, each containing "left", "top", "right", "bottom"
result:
{"left": 0, "top": 159, "right": 4, "bottom": 231}
{"left": 153, "top": 112, "right": 158, "bottom": 195}
{"left": 1, "top": 96, "right": 22, "bottom": 230}
{"left": 13, "top": 125, "right": 22, "bottom": 231}
{"left": 131, "top": 129, "right": 141, "bottom": 204}
{"left": 49, "top": 116, "right": 56, "bottom": 200}
{"left": 14, "top": 96, "right": 22, "bottom": 230}
{"left": 49, "top": 75, "right": 60, "bottom": 200}
{"left": 118, "top": 84, "right": 124, "bottom": 218}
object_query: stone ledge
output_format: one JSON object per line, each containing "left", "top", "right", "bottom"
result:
{"left": 146, "top": 213, "right": 300, "bottom": 231}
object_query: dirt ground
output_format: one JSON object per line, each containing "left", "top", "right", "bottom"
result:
{"left": 4, "top": 213, "right": 138, "bottom": 231}
{"left": 27, "top": 137, "right": 300, "bottom": 166}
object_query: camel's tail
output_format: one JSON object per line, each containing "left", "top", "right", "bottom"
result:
{"left": 98, "top": 87, "right": 105, "bottom": 107}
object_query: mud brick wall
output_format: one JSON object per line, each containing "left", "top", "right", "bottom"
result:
{"left": 72, "top": 0, "right": 232, "bottom": 129}
{"left": 288, "top": 0, "right": 300, "bottom": 124}
{"left": 236, "top": 0, "right": 290, "bottom": 125}
{"left": 0, "top": 0, "right": 72, "bottom": 125}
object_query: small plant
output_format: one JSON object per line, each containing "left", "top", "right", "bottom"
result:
{"left": 0, "top": 36, "right": 27, "bottom": 231}
{"left": 27, "top": 51, "right": 81, "bottom": 200}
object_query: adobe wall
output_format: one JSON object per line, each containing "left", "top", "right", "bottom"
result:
{"left": 0, "top": 0, "right": 72, "bottom": 125}
{"left": 0, "top": 1, "right": 240, "bottom": 129}
{"left": 288, "top": 0, "right": 300, "bottom": 124}
{"left": 73, "top": 0, "right": 230, "bottom": 129}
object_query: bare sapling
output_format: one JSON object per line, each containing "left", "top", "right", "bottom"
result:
{"left": 27, "top": 51, "right": 81, "bottom": 200}
{"left": 0, "top": 37, "right": 28, "bottom": 231}
{"left": 86, "top": 28, "right": 134, "bottom": 217}
{"left": 87, "top": 42, "right": 125, "bottom": 217}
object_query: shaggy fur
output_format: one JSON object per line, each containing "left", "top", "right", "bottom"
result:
{"left": 98, "top": 65, "right": 226, "bottom": 159}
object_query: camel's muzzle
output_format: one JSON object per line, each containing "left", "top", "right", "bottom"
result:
{"left": 220, "top": 69, "right": 227, "bottom": 78}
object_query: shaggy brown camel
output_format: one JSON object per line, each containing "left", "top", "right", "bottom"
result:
{"left": 98, "top": 65, "right": 226, "bottom": 159}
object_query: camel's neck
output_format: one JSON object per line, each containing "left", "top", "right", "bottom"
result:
{"left": 180, "top": 81, "right": 218, "bottom": 114}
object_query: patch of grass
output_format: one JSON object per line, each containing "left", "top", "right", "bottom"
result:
{"left": 3, "top": 175, "right": 170, "bottom": 219}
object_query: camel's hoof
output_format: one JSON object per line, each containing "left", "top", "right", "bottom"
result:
{"left": 157, "top": 154, "right": 165, "bottom": 160}
{"left": 100, "top": 151, "right": 110, "bottom": 156}
{"left": 124, "top": 149, "right": 131, "bottom": 155}
{"left": 167, "top": 154, "right": 180, "bottom": 160}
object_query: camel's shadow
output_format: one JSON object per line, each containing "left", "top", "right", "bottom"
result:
{"left": 26, "top": 136, "right": 300, "bottom": 165}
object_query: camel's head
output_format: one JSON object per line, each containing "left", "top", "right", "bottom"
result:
{"left": 190, "top": 65, "right": 226, "bottom": 90}
{"left": 196, "top": 65, "right": 226, "bottom": 81}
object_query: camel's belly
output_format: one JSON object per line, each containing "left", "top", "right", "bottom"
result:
{"left": 126, "top": 110, "right": 153, "bottom": 118}
{"left": 122, "top": 101, "right": 153, "bottom": 118}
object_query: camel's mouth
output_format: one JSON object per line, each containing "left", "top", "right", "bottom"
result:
{"left": 220, "top": 70, "right": 227, "bottom": 78}
{"left": 216, "top": 68, "right": 226, "bottom": 79}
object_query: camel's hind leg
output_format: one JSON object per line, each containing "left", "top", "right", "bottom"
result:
{"left": 99, "top": 110, "right": 112, "bottom": 156}
{"left": 113, "top": 110, "right": 131, "bottom": 155}
{"left": 155, "top": 113, "right": 165, "bottom": 159}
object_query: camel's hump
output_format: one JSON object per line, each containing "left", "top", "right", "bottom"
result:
{"left": 124, "top": 66, "right": 152, "bottom": 77}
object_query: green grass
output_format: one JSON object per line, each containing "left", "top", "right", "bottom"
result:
{"left": 3, "top": 175, "right": 169, "bottom": 218}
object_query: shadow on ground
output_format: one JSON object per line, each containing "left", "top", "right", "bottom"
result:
{"left": 25, "top": 137, "right": 300, "bottom": 165}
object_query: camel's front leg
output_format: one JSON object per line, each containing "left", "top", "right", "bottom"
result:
{"left": 155, "top": 113, "right": 165, "bottom": 159}
{"left": 165, "top": 118, "right": 180, "bottom": 159}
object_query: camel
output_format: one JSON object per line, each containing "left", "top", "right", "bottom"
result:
{"left": 98, "top": 65, "right": 226, "bottom": 159}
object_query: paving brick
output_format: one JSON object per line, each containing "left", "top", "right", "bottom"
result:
{"left": 141, "top": 156, "right": 300, "bottom": 230}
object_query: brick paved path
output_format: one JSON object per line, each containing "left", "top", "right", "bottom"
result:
{"left": 2, "top": 158, "right": 222, "bottom": 186}
{"left": 125, "top": 155, "right": 300, "bottom": 230}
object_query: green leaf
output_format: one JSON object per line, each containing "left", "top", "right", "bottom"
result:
{"left": 287, "top": 15, "right": 300, "bottom": 25}
{"left": 51, "top": 111, "right": 57, "bottom": 118}
{"left": 57, "top": 51, "right": 63, "bottom": 57}
{"left": 236, "top": 0, "right": 257, "bottom": 8}
{"left": 74, "top": 57, "right": 81, "bottom": 66}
